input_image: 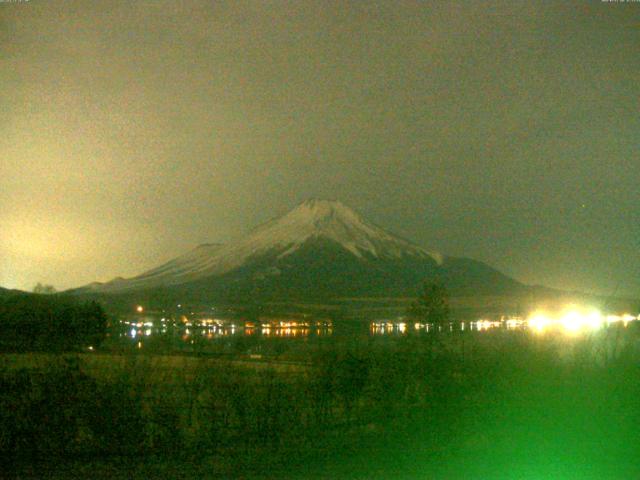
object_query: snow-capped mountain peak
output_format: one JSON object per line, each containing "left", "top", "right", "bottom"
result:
{"left": 247, "top": 199, "right": 440, "bottom": 261}
{"left": 87, "top": 199, "right": 442, "bottom": 293}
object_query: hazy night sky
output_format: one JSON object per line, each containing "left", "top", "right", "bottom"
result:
{"left": 1, "top": 0, "right": 638, "bottom": 296}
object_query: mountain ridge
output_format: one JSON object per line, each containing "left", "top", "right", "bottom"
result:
{"left": 75, "top": 199, "right": 525, "bottom": 301}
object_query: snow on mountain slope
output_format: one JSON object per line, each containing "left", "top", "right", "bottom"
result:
{"left": 86, "top": 243, "right": 224, "bottom": 292}
{"left": 213, "top": 199, "right": 442, "bottom": 265}
{"left": 132, "top": 243, "right": 224, "bottom": 281}
{"left": 89, "top": 199, "right": 442, "bottom": 293}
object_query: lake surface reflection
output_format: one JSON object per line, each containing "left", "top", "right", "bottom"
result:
{"left": 105, "top": 311, "right": 639, "bottom": 353}
{"left": 106, "top": 314, "right": 335, "bottom": 352}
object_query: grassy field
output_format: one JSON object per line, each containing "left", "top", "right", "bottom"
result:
{"left": 2, "top": 325, "right": 640, "bottom": 479}
{"left": 0, "top": 352, "right": 309, "bottom": 379}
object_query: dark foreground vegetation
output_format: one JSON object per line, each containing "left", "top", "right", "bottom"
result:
{"left": 0, "top": 293, "right": 107, "bottom": 352}
{"left": 2, "top": 324, "right": 640, "bottom": 479}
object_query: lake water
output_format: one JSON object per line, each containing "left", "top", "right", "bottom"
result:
{"left": 101, "top": 311, "right": 639, "bottom": 355}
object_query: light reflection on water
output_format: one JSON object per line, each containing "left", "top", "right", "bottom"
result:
{"left": 114, "top": 311, "right": 639, "bottom": 350}
{"left": 369, "top": 319, "right": 520, "bottom": 335}
{"left": 370, "top": 311, "right": 639, "bottom": 336}
{"left": 116, "top": 315, "right": 334, "bottom": 346}
{"left": 370, "top": 320, "right": 520, "bottom": 335}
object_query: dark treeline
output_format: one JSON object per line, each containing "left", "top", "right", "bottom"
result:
{"left": 0, "top": 293, "right": 107, "bottom": 352}
{"left": 2, "top": 327, "right": 640, "bottom": 478}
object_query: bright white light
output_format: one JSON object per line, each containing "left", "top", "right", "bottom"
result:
{"left": 523, "top": 307, "right": 638, "bottom": 335}
{"left": 505, "top": 318, "right": 524, "bottom": 330}
{"left": 476, "top": 320, "right": 500, "bottom": 331}
{"left": 621, "top": 314, "right": 635, "bottom": 325}
{"left": 527, "top": 312, "right": 552, "bottom": 333}
{"left": 561, "top": 310, "right": 584, "bottom": 333}
{"left": 585, "top": 310, "right": 604, "bottom": 330}
{"left": 528, "top": 312, "right": 551, "bottom": 333}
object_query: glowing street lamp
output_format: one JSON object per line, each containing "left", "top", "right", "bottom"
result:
{"left": 584, "top": 310, "right": 604, "bottom": 331}
{"left": 561, "top": 310, "right": 584, "bottom": 333}
{"left": 528, "top": 312, "right": 551, "bottom": 333}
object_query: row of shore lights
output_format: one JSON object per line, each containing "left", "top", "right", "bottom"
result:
{"left": 466, "top": 308, "right": 637, "bottom": 334}
{"left": 526, "top": 309, "right": 637, "bottom": 334}
{"left": 137, "top": 304, "right": 637, "bottom": 335}
{"left": 373, "top": 307, "right": 638, "bottom": 335}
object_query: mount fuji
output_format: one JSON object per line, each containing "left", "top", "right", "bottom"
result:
{"left": 78, "top": 199, "right": 524, "bottom": 302}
